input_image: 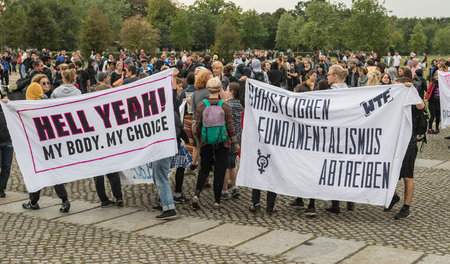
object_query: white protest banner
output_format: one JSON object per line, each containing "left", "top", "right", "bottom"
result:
{"left": 237, "top": 80, "right": 421, "bottom": 207}
{"left": 119, "top": 163, "right": 153, "bottom": 185}
{"left": 438, "top": 71, "right": 450, "bottom": 128}
{"left": 2, "top": 69, "right": 177, "bottom": 192}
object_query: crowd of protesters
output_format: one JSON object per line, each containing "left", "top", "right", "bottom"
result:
{"left": 0, "top": 47, "right": 448, "bottom": 220}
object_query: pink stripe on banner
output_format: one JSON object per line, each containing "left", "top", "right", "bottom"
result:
{"left": 34, "top": 138, "right": 175, "bottom": 173}
{"left": 17, "top": 74, "right": 173, "bottom": 113}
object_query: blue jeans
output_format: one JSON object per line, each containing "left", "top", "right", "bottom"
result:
{"left": 152, "top": 157, "right": 175, "bottom": 211}
{"left": 0, "top": 141, "right": 13, "bottom": 190}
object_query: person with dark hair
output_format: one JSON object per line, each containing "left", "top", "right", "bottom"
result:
{"left": 75, "top": 60, "right": 90, "bottom": 93}
{"left": 380, "top": 73, "right": 392, "bottom": 85}
{"left": 376, "top": 62, "right": 387, "bottom": 73}
{"left": 122, "top": 65, "right": 138, "bottom": 85}
{"left": 40, "top": 56, "right": 53, "bottom": 85}
{"left": 221, "top": 82, "right": 243, "bottom": 199}
{"left": 268, "top": 61, "right": 282, "bottom": 87}
{"left": 203, "top": 54, "right": 212, "bottom": 72}
{"left": 318, "top": 79, "right": 330, "bottom": 90}
{"left": 287, "top": 61, "right": 299, "bottom": 91}
{"left": 426, "top": 71, "right": 440, "bottom": 134}
{"left": 412, "top": 69, "right": 427, "bottom": 99}
{"left": 0, "top": 94, "right": 13, "bottom": 198}
{"left": 358, "top": 66, "right": 368, "bottom": 87}
{"left": 223, "top": 65, "right": 237, "bottom": 83}
{"left": 86, "top": 58, "right": 97, "bottom": 87}
{"left": 401, "top": 68, "right": 413, "bottom": 81}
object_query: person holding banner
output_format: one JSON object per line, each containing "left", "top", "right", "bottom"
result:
{"left": 385, "top": 77, "right": 425, "bottom": 219}
{"left": 192, "top": 78, "right": 239, "bottom": 209}
{"left": 426, "top": 71, "right": 441, "bottom": 134}
{"left": 0, "top": 97, "right": 12, "bottom": 198}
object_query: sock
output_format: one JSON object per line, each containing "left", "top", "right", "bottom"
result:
{"left": 403, "top": 204, "right": 410, "bottom": 210}
{"left": 174, "top": 193, "right": 182, "bottom": 198}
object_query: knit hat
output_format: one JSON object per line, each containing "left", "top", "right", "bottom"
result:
{"left": 26, "top": 82, "right": 43, "bottom": 100}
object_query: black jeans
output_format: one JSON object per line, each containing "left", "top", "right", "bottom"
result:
{"left": 94, "top": 172, "right": 122, "bottom": 202}
{"left": 29, "top": 184, "right": 68, "bottom": 204}
{"left": 252, "top": 189, "right": 277, "bottom": 211}
{"left": 175, "top": 167, "right": 185, "bottom": 193}
{"left": 428, "top": 101, "right": 440, "bottom": 131}
{"left": 0, "top": 142, "right": 13, "bottom": 190}
{"left": 1, "top": 70, "right": 9, "bottom": 86}
{"left": 195, "top": 143, "right": 228, "bottom": 203}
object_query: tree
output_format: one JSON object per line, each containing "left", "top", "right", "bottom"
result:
{"left": 409, "top": 22, "right": 427, "bottom": 53}
{"left": 239, "top": 10, "right": 268, "bottom": 49}
{"left": 79, "top": 9, "right": 113, "bottom": 55}
{"left": 190, "top": 8, "right": 218, "bottom": 50}
{"left": 120, "top": 15, "right": 160, "bottom": 54}
{"left": 0, "top": 0, "right": 26, "bottom": 49}
{"left": 344, "top": 0, "right": 391, "bottom": 52}
{"left": 170, "top": 10, "right": 194, "bottom": 50}
{"left": 146, "top": 0, "right": 177, "bottom": 48}
{"left": 125, "top": 0, "right": 148, "bottom": 17}
{"left": 433, "top": 26, "right": 450, "bottom": 55}
{"left": 275, "top": 13, "right": 296, "bottom": 50}
{"left": 390, "top": 31, "right": 404, "bottom": 51}
{"left": 213, "top": 20, "right": 241, "bottom": 61}
{"left": 23, "top": 0, "right": 59, "bottom": 50}
{"left": 80, "top": 0, "right": 130, "bottom": 36}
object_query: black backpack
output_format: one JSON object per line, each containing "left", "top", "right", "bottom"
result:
{"left": 415, "top": 108, "right": 429, "bottom": 151}
{"left": 252, "top": 71, "right": 265, "bottom": 82}
{"left": 16, "top": 70, "right": 34, "bottom": 92}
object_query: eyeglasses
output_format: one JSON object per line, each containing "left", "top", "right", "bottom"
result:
{"left": 42, "top": 81, "right": 50, "bottom": 85}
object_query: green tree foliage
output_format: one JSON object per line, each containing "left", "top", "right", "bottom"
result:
{"left": 344, "top": 0, "right": 391, "bottom": 52}
{"left": 261, "top": 12, "right": 278, "bottom": 50}
{"left": 213, "top": 20, "right": 241, "bottom": 61}
{"left": 275, "top": 13, "right": 296, "bottom": 50}
{"left": 170, "top": 10, "right": 194, "bottom": 50}
{"left": 125, "top": 0, "right": 148, "bottom": 18}
{"left": 80, "top": 0, "right": 130, "bottom": 36}
{"left": 190, "top": 8, "right": 218, "bottom": 50}
{"left": 0, "top": 0, "right": 26, "bottom": 49}
{"left": 146, "top": 0, "right": 177, "bottom": 48}
{"left": 239, "top": 10, "right": 268, "bottom": 49}
{"left": 390, "top": 31, "right": 404, "bottom": 51}
{"left": 299, "top": 1, "right": 337, "bottom": 51}
{"left": 433, "top": 26, "right": 450, "bottom": 55}
{"left": 79, "top": 9, "right": 113, "bottom": 55}
{"left": 409, "top": 22, "right": 427, "bottom": 53}
{"left": 49, "top": 0, "right": 83, "bottom": 50}
{"left": 23, "top": 0, "right": 59, "bottom": 50}
{"left": 120, "top": 15, "right": 160, "bottom": 54}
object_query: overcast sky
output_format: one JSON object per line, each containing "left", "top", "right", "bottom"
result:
{"left": 177, "top": 0, "right": 448, "bottom": 18}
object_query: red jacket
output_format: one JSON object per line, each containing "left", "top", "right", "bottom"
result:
{"left": 425, "top": 82, "right": 437, "bottom": 101}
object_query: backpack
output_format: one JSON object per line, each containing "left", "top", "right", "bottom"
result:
{"left": 415, "top": 108, "right": 428, "bottom": 151}
{"left": 201, "top": 99, "right": 227, "bottom": 144}
{"left": 252, "top": 71, "right": 265, "bottom": 82}
{"left": 16, "top": 70, "right": 34, "bottom": 93}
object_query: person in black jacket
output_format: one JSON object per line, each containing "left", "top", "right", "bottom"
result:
{"left": 0, "top": 101, "right": 13, "bottom": 197}
{"left": 268, "top": 61, "right": 282, "bottom": 87}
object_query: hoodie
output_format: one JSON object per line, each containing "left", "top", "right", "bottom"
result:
{"left": 250, "top": 59, "right": 269, "bottom": 83}
{"left": 51, "top": 84, "right": 82, "bottom": 99}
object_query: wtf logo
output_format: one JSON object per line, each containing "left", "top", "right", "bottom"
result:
{"left": 360, "top": 88, "right": 393, "bottom": 117}
{"left": 257, "top": 149, "right": 271, "bottom": 174}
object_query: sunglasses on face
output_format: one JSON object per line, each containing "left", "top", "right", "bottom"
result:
{"left": 42, "top": 81, "right": 50, "bottom": 85}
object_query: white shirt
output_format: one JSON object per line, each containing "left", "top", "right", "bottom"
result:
{"left": 393, "top": 55, "right": 401, "bottom": 67}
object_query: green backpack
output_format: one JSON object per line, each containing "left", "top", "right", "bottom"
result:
{"left": 201, "top": 99, "right": 227, "bottom": 144}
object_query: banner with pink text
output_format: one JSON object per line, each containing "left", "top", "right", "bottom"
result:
{"left": 438, "top": 71, "right": 450, "bottom": 128}
{"left": 1, "top": 70, "right": 177, "bottom": 192}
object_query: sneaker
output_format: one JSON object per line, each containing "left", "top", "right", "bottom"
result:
{"left": 304, "top": 207, "right": 317, "bottom": 216}
{"left": 325, "top": 206, "right": 340, "bottom": 214}
{"left": 221, "top": 192, "right": 230, "bottom": 200}
{"left": 22, "top": 201, "right": 40, "bottom": 210}
{"left": 266, "top": 208, "right": 276, "bottom": 215}
{"left": 248, "top": 204, "right": 261, "bottom": 212}
{"left": 174, "top": 195, "right": 190, "bottom": 204}
{"left": 116, "top": 199, "right": 124, "bottom": 207}
{"left": 0, "top": 189, "right": 5, "bottom": 198}
{"left": 289, "top": 198, "right": 304, "bottom": 209}
{"left": 156, "top": 209, "right": 178, "bottom": 220}
{"left": 428, "top": 129, "right": 436, "bottom": 134}
{"left": 214, "top": 202, "right": 221, "bottom": 209}
{"left": 394, "top": 207, "right": 410, "bottom": 220}
{"left": 347, "top": 202, "right": 355, "bottom": 211}
{"left": 101, "top": 200, "right": 116, "bottom": 208}
{"left": 384, "top": 195, "right": 400, "bottom": 211}
{"left": 445, "top": 136, "right": 450, "bottom": 140}
{"left": 60, "top": 201, "right": 70, "bottom": 213}
{"left": 192, "top": 196, "right": 200, "bottom": 209}
{"left": 152, "top": 203, "right": 163, "bottom": 211}
{"left": 231, "top": 188, "right": 240, "bottom": 198}
{"left": 436, "top": 128, "right": 440, "bottom": 134}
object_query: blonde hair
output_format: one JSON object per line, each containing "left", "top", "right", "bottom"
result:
{"left": 206, "top": 77, "right": 221, "bottom": 89}
{"left": 31, "top": 74, "right": 49, "bottom": 84}
{"left": 329, "top": 65, "right": 348, "bottom": 81}
{"left": 62, "top": 69, "right": 76, "bottom": 84}
{"left": 59, "top": 64, "right": 69, "bottom": 71}
{"left": 367, "top": 71, "right": 381, "bottom": 86}
{"left": 211, "top": 61, "right": 223, "bottom": 69}
{"left": 195, "top": 70, "right": 213, "bottom": 89}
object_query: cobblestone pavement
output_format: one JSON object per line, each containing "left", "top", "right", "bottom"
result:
{"left": 2, "top": 72, "right": 449, "bottom": 261}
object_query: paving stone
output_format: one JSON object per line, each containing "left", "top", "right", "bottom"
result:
{"left": 56, "top": 206, "right": 138, "bottom": 225}
{"left": 137, "top": 216, "right": 221, "bottom": 239}
{"left": 418, "top": 254, "right": 450, "bottom": 264}
{"left": 342, "top": 246, "right": 423, "bottom": 264}
{"left": 94, "top": 210, "right": 162, "bottom": 232}
{"left": 283, "top": 236, "right": 365, "bottom": 264}
{"left": 22, "top": 200, "right": 98, "bottom": 220}
{"left": 0, "top": 191, "right": 28, "bottom": 205}
{"left": 187, "top": 223, "right": 268, "bottom": 247}
{"left": 414, "top": 159, "right": 445, "bottom": 168}
{"left": 433, "top": 161, "right": 450, "bottom": 170}
{"left": 0, "top": 196, "right": 60, "bottom": 214}
{"left": 236, "top": 230, "right": 313, "bottom": 256}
